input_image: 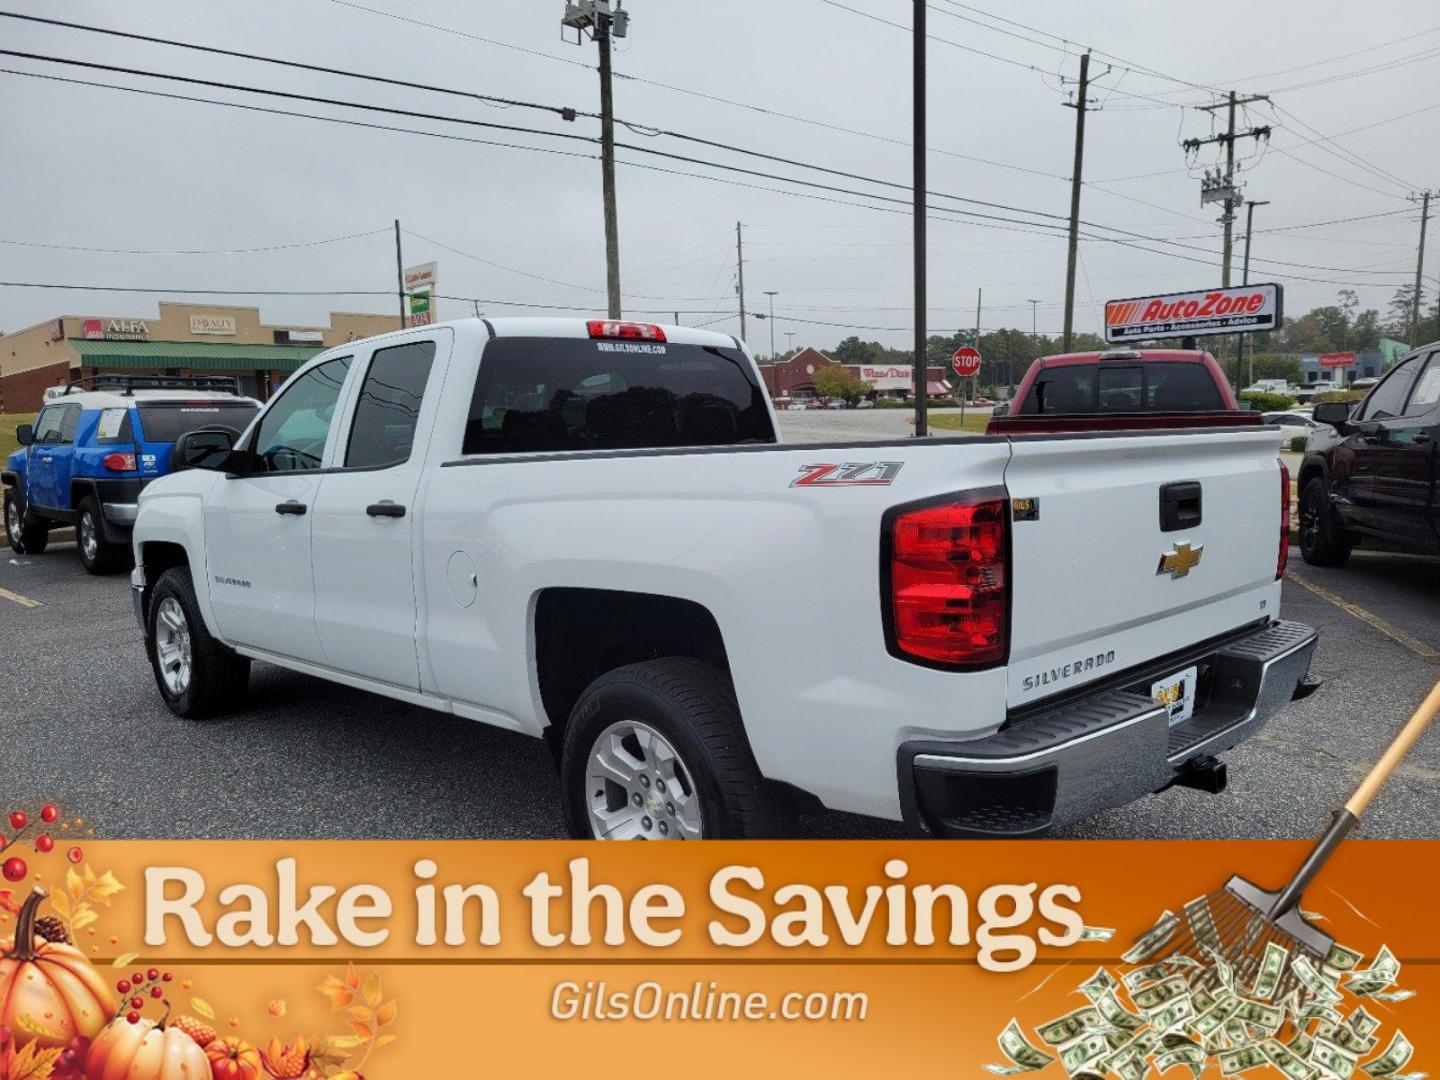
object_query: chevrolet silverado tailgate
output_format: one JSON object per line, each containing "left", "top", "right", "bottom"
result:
{"left": 1003, "top": 427, "right": 1284, "bottom": 708}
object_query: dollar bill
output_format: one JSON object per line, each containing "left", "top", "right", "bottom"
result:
{"left": 1094, "top": 990, "right": 1146, "bottom": 1033}
{"left": 1203, "top": 944, "right": 1237, "bottom": 993}
{"left": 1365, "top": 989, "right": 1415, "bottom": 1003}
{"left": 1156, "top": 1045, "right": 1205, "bottom": 1078}
{"left": 1313, "top": 1037, "right": 1360, "bottom": 1080}
{"left": 1345, "top": 946, "right": 1400, "bottom": 994}
{"left": 1293, "top": 955, "right": 1345, "bottom": 1005}
{"left": 1324, "top": 943, "right": 1364, "bottom": 973}
{"left": 1132, "top": 975, "right": 1189, "bottom": 1014}
{"left": 1123, "top": 963, "right": 1172, "bottom": 992}
{"left": 1251, "top": 941, "right": 1290, "bottom": 1001}
{"left": 1263, "top": 1038, "right": 1320, "bottom": 1080}
{"left": 1080, "top": 925, "right": 1116, "bottom": 942}
{"left": 1123, "top": 912, "right": 1180, "bottom": 965}
{"left": 1232, "top": 998, "right": 1284, "bottom": 1034}
{"left": 1060, "top": 1033, "right": 1111, "bottom": 1076}
{"left": 1079, "top": 967, "right": 1119, "bottom": 1003}
{"left": 1193, "top": 997, "right": 1242, "bottom": 1039}
{"left": 1219, "top": 1044, "right": 1269, "bottom": 1076}
{"left": 1288, "top": 1031, "right": 1315, "bottom": 1060}
{"left": 1320, "top": 1022, "right": 1379, "bottom": 1058}
{"left": 1349, "top": 1007, "right": 1382, "bottom": 1039}
{"left": 1037, "top": 1007, "right": 1104, "bottom": 1047}
{"left": 1361, "top": 1032, "right": 1413, "bottom": 1078}
{"left": 1150, "top": 995, "right": 1196, "bottom": 1034}
{"left": 989, "top": 1019, "right": 1057, "bottom": 1075}
{"left": 1300, "top": 1001, "right": 1343, "bottom": 1027}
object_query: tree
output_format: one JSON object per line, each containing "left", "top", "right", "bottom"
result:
{"left": 829, "top": 336, "right": 881, "bottom": 365}
{"left": 813, "top": 364, "right": 870, "bottom": 403}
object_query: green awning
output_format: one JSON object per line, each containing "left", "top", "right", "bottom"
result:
{"left": 70, "top": 339, "right": 325, "bottom": 372}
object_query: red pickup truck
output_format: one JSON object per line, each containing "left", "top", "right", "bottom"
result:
{"left": 987, "top": 348, "right": 1262, "bottom": 435}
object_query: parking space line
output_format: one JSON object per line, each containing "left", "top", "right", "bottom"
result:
{"left": 1286, "top": 571, "right": 1440, "bottom": 659}
{"left": 0, "top": 585, "right": 43, "bottom": 609}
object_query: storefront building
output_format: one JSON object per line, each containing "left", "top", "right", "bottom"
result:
{"left": 1, "top": 302, "right": 401, "bottom": 412}
{"left": 757, "top": 347, "right": 952, "bottom": 400}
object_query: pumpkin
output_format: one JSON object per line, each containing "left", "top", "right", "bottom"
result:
{"left": 0, "top": 887, "right": 115, "bottom": 1050}
{"left": 206, "top": 1036, "right": 263, "bottom": 1080}
{"left": 86, "top": 1014, "right": 210, "bottom": 1080}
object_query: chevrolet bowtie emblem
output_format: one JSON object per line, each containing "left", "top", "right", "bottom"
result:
{"left": 1157, "top": 542, "right": 1204, "bottom": 579}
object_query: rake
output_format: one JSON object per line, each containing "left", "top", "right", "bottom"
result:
{"left": 1132, "top": 679, "right": 1440, "bottom": 1003}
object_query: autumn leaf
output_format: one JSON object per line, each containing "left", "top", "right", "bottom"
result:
{"left": 111, "top": 952, "right": 139, "bottom": 968}
{"left": 344, "top": 963, "right": 360, "bottom": 990}
{"left": 191, "top": 998, "right": 216, "bottom": 1020}
{"left": 344, "top": 1006, "right": 373, "bottom": 1025}
{"left": 346, "top": 1021, "right": 373, "bottom": 1041}
{"left": 70, "top": 907, "right": 98, "bottom": 932}
{"left": 361, "top": 972, "right": 382, "bottom": 1008}
{"left": 46, "top": 892, "right": 68, "bottom": 919}
{"left": 267, "top": 999, "right": 287, "bottom": 1019}
{"left": 323, "top": 1035, "right": 366, "bottom": 1052}
{"left": 317, "top": 976, "right": 354, "bottom": 1011}
{"left": 4, "top": 1041, "right": 63, "bottom": 1080}
{"left": 374, "top": 1034, "right": 398, "bottom": 1050}
{"left": 0, "top": 891, "right": 21, "bottom": 917}
{"left": 14, "top": 1014, "right": 64, "bottom": 1041}
{"left": 90, "top": 871, "right": 125, "bottom": 906}
{"left": 65, "top": 869, "right": 83, "bottom": 902}
{"left": 375, "top": 1000, "right": 397, "bottom": 1027}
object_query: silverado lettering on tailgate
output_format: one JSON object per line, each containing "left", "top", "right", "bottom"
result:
{"left": 1021, "top": 650, "right": 1116, "bottom": 693}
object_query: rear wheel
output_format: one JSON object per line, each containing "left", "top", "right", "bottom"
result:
{"left": 75, "top": 496, "right": 127, "bottom": 575}
{"left": 1298, "top": 476, "right": 1353, "bottom": 568}
{"left": 560, "top": 658, "right": 767, "bottom": 840}
{"left": 4, "top": 491, "right": 48, "bottom": 555}
{"left": 145, "top": 566, "right": 250, "bottom": 718}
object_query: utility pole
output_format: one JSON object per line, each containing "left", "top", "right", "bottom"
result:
{"left": 735, "top": 221, "right": 748, "bottom": 345}
{"left": 1186, "top": 92, "right": 1270, "bottom": 387}
{"left": 562, "top": 1, "right": 629, "bottom": 317}
{"left": 763, "top": 290, "right": 778, "bottom": 357}
{"left": 912, "top": 0, "right": 928, "bottom": 436}
{"left": 1411, "top": 190, "right": 1432, "bottom": 344}
{"left": 393, "top": 219, "right": 406, "bottom": 329}
{"left": 1061, "top": 52, "right": 1091, "bottom": 352}
{"left": 1027, "top": 299, "right": 1040, "bottom": 389}
{"left": 1240, "top": 199, "right": 1269, "bottom": 387}
{"left": 785, "top": 331, "right": 796, "bottom": 353}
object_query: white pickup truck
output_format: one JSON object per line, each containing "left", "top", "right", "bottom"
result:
{"left": 130, "top": 317, "right": 1318, "bottom": 839}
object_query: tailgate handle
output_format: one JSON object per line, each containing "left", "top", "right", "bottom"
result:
{"left": 1159, "top": 481, "right": 1202, "bottom": 532}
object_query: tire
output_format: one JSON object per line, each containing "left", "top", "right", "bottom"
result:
{"left": 560, "top": 658, "right": 768, "bottom": 840}
{"left": 4, "top": 490, "right": 48, "bottom": 555}
{"left": 75, "top": 496, "right": 128, "bottom": 575}
{"left": 145, "top": 566, "right": 250, "bottom": 719}
{"left": 1298, "top": 475, "right": 1353, "bottom": 568}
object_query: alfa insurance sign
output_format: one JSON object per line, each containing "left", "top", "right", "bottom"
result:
{"left": 1104, "top": 283, "right": 1282, "bottom": 343}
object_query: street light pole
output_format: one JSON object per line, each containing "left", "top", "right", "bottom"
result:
{"left": 785, "top": 331, "right": 796, "bottom": 353}
{"left": 1241, "top": 199, "right": 1269, "bottom": 388}
{"left": 911, "top": 0, "right": 928, "bottom": 437}
{"left": 764, "top": 290, "right": 778, "bottom": 358}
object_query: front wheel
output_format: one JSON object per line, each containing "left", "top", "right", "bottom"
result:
{"left": 1298, "top": 476, "right": 1353, "bottom": 567}
{"left": 560, "top": 658, "right": 768, "bottom": 840}
{"left": 76, "top": 497, "right": 128, "bottom": 574}
{"left": 5, "top": 491, "right": 49, "bottom": 555}
{"left": 145, "top": 566, "right": 250, "bottom": 718}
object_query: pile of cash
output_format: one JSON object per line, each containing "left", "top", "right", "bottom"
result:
{"left": 986, "top": 907, "right": 1420, "bottom": 1080}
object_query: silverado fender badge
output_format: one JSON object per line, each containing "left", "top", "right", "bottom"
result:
{"left": 1157, "top": 541, "right": 1204, "bottom": 579}
{"left": 790, "top": 461, "right": 903, "bottom": 487}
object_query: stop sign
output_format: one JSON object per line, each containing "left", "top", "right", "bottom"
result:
{"left": 952, "top": 346, "right": 981, "bottom": 379}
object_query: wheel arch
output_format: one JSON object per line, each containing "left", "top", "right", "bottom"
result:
{"left": 1297, "top": 453, "right": 1329, "bottom": 496}
{"left": 136, "top": 537, "right": 223, "bottom": 640}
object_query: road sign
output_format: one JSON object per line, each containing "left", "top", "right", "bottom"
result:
{"left": 408, "top": 291, "right": 432, "bottom": 327}
{"left": 952, "top": 346, "right": 981, "bottom": 379}
{"left": 1103, "top": 283, "right": 1282, "bottom": 342}
{"left": 1319, "top": 351, "right": 1357, "bottom": 368}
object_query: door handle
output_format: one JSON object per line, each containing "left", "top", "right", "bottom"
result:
{"left": 41, "top": 456, "right": 52, "bottom": 463}
{"left": 366, "top": 501, "right": 406, "bottom": 518}
{"left": 1414, "top": 432, "right": 1432, "bottom": 445}
{"left": 274, "top": 501, "right": 308, "bottom": 516}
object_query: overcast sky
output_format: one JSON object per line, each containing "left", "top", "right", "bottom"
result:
{"left": 2, "top": 0, "right": 1437, "bottom": 353}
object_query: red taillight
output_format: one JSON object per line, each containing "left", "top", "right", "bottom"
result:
{"left": 586, "top": 319, "right": 666, "bottom": 342}
{"left": 1278, "top": 460, "right": 1291, "bottom": 579}
{"left": 888, "top": 496, "right": 1009, "bottom": 666}
{"left": 102, "top": 452, "right": 137, "bottom": 472}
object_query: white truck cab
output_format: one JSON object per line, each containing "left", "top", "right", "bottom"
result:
{"left": 131, "top": 317, "right": 1318, "bottom": 839}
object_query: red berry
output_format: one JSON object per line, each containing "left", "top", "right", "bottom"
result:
{"left": 8, "top": 811, "right": 26, "bottom": 831}
{"left": 150, "top": 987, "right": 163, "bottom": 999}
{"left": 126, "top": 1012, "right": 140, "bottom": 1024}
{"left": 41, "top": 805, "right": 59, "bottom": 824}
{"left": 147, "top": 968, "right": 159, "bottom": 981}
{"left": 116, "top": 980, "right": 131, "bottom": 994}
{"left": 66, "top": 846, "right": 83, "bottom": 864}
{"left": 161, "top": 972, "right": 173, "bottom": 982}
{"left": 35, "top": 834, "right": 54, "bottom": 853}
{"left": 132, "top": 972, "right": 144, "bottom": 985}
{"left": 130, "top": 996, "right": 143, "bottom": 1010}
{"left": 1, "top": 856, "right": 26, "bottom": 882}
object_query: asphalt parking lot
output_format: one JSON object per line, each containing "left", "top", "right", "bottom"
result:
{"left": 3, "top": 410, "right": 1436, "bottom": 841}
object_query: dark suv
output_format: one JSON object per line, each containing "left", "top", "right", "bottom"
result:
{"left": 1298, "top": 341, "right": 1440, "bottom": 565}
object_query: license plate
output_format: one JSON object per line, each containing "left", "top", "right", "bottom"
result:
{"left": 1151, "top": 665, "right": 1198, "bottom": 726}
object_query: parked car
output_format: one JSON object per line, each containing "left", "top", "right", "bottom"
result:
{"left": 129, "top": 317, "right": 1315, "bottom": 840}
{"left": 3, "top": 376, "right": 260, "bottom": 573}
{"left": 988, "top": 348, "right": 1262, "bottom": 435}
{"left": 1262, "top": 411, "right": 1319, "bottom": 445}
{"left": 1298, "top": 343, "right": 1440, "bottom": 566}
{"left": 855, "top": 398, "right": 874, "bottom": 409}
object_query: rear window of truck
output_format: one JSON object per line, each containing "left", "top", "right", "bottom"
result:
{"left": 462, "top": 337, "right": 776, "bottom": 454}
{"left": 135, "top": 402, "right": 259, "bottom": 443}
{"left": 1020, "top": 362, "right": 1224, "bottom": 414}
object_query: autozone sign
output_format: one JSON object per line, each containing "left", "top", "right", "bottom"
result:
{"left": 1104, "top": 283, "right": 1282, "bottom": 342}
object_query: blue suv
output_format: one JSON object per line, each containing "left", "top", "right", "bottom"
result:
{"left": 3, "top": 376, "right": 259, "bottom": 573}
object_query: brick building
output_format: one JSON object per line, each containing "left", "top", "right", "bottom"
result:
{"left": 1, "top": 302, "right": 402, "bottom": 413}
{"left": 757, "top": 346, "right": 953, "bottom": 400}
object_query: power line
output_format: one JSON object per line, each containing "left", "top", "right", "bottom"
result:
{"left": 0, "top": 227, "right": 390, "bottom": 256}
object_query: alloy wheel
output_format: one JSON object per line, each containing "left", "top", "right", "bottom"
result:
{"left": 79, "top": 510, "right": 98, "bottom": 562}
{"left": 586, "top": 720, "right": 704, "bottom": 840}
{"left": 154, "top": 597, "right": 194, "bottom": 696}
{"left": 5, "top": 501, "right": 20, "bottom": 547}
{"left": 1299, "top": 489, "right": 1321, "bottom": 554}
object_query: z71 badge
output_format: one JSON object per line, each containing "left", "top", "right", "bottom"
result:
{"left": 790, "top": 461, "right": 903, "bottom": 487}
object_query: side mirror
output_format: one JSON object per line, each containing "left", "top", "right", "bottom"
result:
{"left": 173, "top": 428, "right": 237, "bottom": 472}
{"left": 15, "top": 424, "right": 33, "bottom": 447}
{"left": 1312, "top": 401, "right": 1353, "bottom": 430}
{"left": 991, "top": 403, "right": 1009, "bottom": 417}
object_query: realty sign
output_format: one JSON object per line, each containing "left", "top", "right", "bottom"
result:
{"left": 1104, "top": 283, "right": 1282, "bottom": 343}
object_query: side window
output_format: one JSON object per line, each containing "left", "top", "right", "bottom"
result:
{"left": 344, "top": 340, "right": 437, "bottom": 469}
{"left": 1357, "top": 357, "right": 1419, "bottom": 422}
{"left": 1022, "top": 365, "right": 1096, "bottom": 414}
{"left": 58, "top": 406, "right": 81, "bottom": 444}
{"left": 1145, "top": 364, "right": 1224, "bottom": 411}
{"left": 31, "top": 406, "right": 66, "bottom": 444}
{"left": 1402, "top": 353, "right": 1440, "bottom": 417}
{"left": 94, "top": 408, "right": 134, "bottom": 445}
{"left": 247, "top": 356, "right": 352, "bottom": 473}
